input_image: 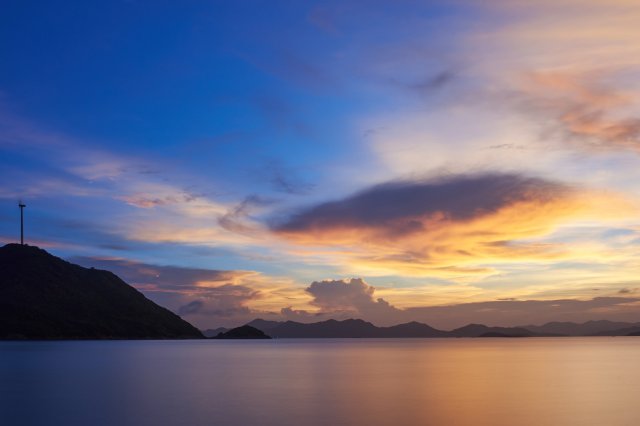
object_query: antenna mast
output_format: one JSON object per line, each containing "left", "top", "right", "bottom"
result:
{"left": 18, "top": 202, "right": 26, "bottom": 245}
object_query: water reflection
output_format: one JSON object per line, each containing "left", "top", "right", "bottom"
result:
{"left": 1, "top": 338, "right": 639, "bottom": 426}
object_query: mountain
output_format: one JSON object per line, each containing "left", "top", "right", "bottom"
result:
{"left": 593, "top": 326, "right": 640, "bottom": 336}
{"left": 203, "top": 327, "right": 228, "bottom": 338}
{"left": 246, "top": 318, "right": 283, "bottom": 333}
{"left": 270, "top": 319, "right": 381, "bottom": 338}
{"left": 214, "top": 325, "right": 271, "bottom": 339}
{"left": 478, "top": 331, "right": 529, "bottom": 338}
{"left": 451, "top": 324, "right": 536, "bottom": 338}
{"left": 242, "top": 317, "right": 640, "bottom": 338}
{"left": 249, "top": 319, "right": 449, "bottom": 338}
{"left": 521, "top": 320, "right": 640, "bottom": 336}
{"left": 378, "top": 321, "right": 449, "bottom": 338}
{"left": 0, "top": 244, "right": 203, "bottom": 339}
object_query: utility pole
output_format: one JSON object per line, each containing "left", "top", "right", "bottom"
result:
{"left": 19, "top": 202, "right": 26, "bottom": 245}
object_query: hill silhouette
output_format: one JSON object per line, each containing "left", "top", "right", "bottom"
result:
{"left": 248, "top": 319, "right": 516, "bottom": 338}
{"left": 0, "top": 244, "right": 203, "bottom": 339}
{"left": 520, "top": 320, "right": 640, "bottom": 336}
{"left": 245, "top": 318, "right": 640, "bottom": 338}
{"left": 214, "top": 325, "right": 271, "bottom": 339}
{"left": 451, "top": 324, "right": 536, "bottom": 338}
{"left": 203, "top": 327, "right": 229, "bottom": 338}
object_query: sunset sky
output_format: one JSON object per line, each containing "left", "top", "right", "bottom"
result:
{"left": 2, "top": 0, "right": 640, "bottom": 329}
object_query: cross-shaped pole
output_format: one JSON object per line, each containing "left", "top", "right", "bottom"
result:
{"left": 19, "top": 202, "right": 26, "bottom": 245}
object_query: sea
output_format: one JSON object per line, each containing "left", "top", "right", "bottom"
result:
{"left": 1, "top": 338, "right": 639, "bottom": 426}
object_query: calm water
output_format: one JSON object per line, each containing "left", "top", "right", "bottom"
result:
{"left": 1, "top": 338, "right": 639, "bottom": 426}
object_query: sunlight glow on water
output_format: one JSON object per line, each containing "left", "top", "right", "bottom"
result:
{"left": 1, "top": 338, "right": 639, "bottom": 426}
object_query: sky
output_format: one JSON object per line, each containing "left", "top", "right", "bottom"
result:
{"left": 2, "top": 0, "right": 640, "bottom": 330}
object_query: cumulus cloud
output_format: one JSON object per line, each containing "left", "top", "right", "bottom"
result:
{"left": 273, "top": 173, "right": 627, "bottom": 277}
{"left": 306, "top": 278, "right": 399, "bottom": 315}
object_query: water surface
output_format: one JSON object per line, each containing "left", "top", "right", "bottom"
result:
{"left": 1, "top": 338, "right": 639, "bottom": 426}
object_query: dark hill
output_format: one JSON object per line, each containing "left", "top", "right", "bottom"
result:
{"left": 451, "top": 324, "right": 535, "bottom": 338}
{"left": 594, "top": 326, "right": 640, "bottom": 336}
{"left": 378, "top": 321, "right": 448, "bottom": 338}
{"left": 479, "top": 331, "right": 529, "bottom": 338}
{"left": 521, "top": 320, "right": 640, "bottom": 336}
{"left": 203, "top": 327, "right": 229, "bottom": 338}
{"left": 0, "top": 244, "right": 203, "bottom": 339}
{"left": 246, "top": 318, "right": 284, "bottom": 333}
{"left": 214, "top": 325, "right": 271, "bottom": 339}
{"left": 270, "top": 319, "right": 381, "bottom": 338}
{"left": 250, "top": 318, "right": 449, "bottom": 338}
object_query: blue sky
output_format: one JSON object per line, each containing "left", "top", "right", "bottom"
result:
{"left": 3, "top": 0, "right": 640, "bottom": 329}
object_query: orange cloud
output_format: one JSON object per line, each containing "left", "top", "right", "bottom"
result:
{"left": 514, "top": 71, "right": 640, "bottom": 152}
{"left": 274, "top": 173, "right": 633, "bottom": 277}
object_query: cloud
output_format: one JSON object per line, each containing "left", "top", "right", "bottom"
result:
{"left": 118, "top": 189, "right": 199, "bottom": 209}
{"left": 273, "top": 173, "right": 628, "bottom": 276}
{"left": 178, "top": 283, "right": 260, "bottom": 318}
{"left": 512, "top": 71, "right": 640, "bottom": 152}
{"left": 280, "top": 306, "right": 327, "bottom": 321}
{"left": 263, "top": 160, "right": 315, "bottom": 195}
{"left": 306, "top": 278, "right": 399, "bottom": 316}
{"left": 218, "top": 195, "right": 271, "bottom": 236}
{"left": 277, "top": 173, "right": 571, "bottom": 233}
{"left": 178, "top": 300, "right": 203, "bottom": 316}
{"left": 409, "top": 69, "right": 457, "bottom": 95}
{"left": 70, "top": 256, "right": 246, "bottom": 293}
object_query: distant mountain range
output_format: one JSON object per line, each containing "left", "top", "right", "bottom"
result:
{"left": 0, "top": 244, "right": 203, "bottom": 339}
{"left": 243, "top": 318, "right": 640, "bottom": 338}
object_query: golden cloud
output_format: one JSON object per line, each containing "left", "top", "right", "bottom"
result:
{"left": 273, "top": 173, "right": 634, "bottom": 277}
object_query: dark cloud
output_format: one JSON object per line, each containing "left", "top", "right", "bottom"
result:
{"left": 264, "top": 160, "right": 315, "bottom": 195}
{"left": 218, "top": 195, "right": 270, "bottom": 236}
{"left": 274, "top": 173, "right": 572, "bottom": 237}
{"left": 70, "top": 256, "right": 239, "bottom": 292}
{"left": 181, "top": 283, "right": 260, "bottom": 318}
{"left": 280, "top": 306, "right": 328, "bottom": 321}
{"left": 178, "top": 300, "right": 203, "bottom": 316}
{"left": 410, "top": 69, "right": 456, "bottom": 94}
